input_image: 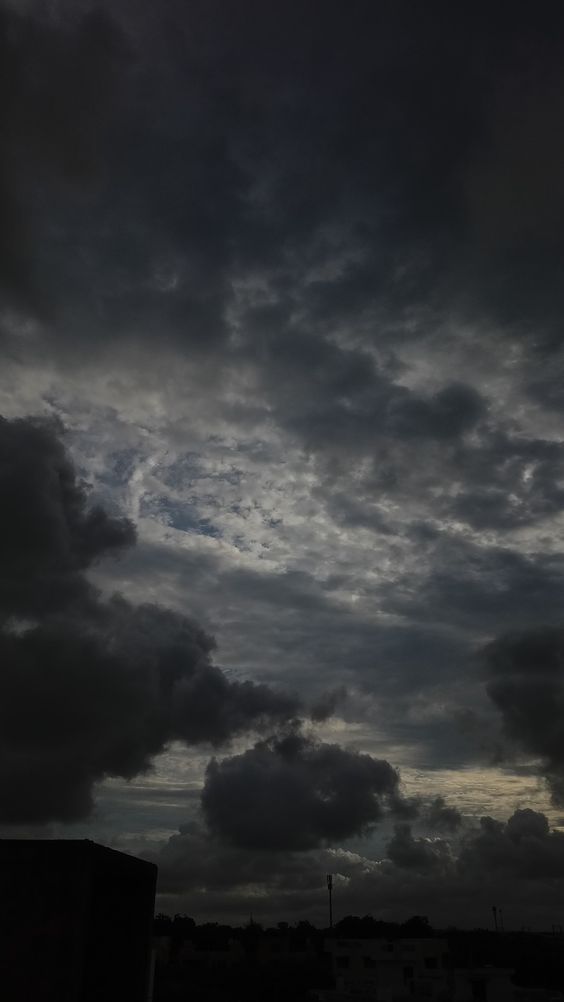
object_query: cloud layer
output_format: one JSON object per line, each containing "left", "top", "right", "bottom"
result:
{"left": 0, "top": 416, "right": 298, "bottom": 822}
{"left": 154, "top": 806, "right": 564, "bottom": 926}
{"left": 3, "top": 0, "right": 564, "bottom": 924}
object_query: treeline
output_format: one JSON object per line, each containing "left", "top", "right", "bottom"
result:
{"left": 153, "top": 913, "right": 564, "bottom": 991}
{"left": 153, "top": 911, "right": 434, "bottom": 947}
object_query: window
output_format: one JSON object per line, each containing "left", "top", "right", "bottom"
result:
{"left": 424, "top": 957, "right": 438, "bottom": 970}
{"left": 336, "top": 956, "right": 350, "bottom": 969}
{"left": 403, "top": 966, "right": 414, "bottom": 982}
{"left": 363, "top": 956, "right": 377, "bottom": 969}
{"left": 471, "top": 979, "right": 486, "bottom": 1002}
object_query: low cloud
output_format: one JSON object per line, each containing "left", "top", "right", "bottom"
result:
{"left": 458, "top": 809, "right": 564, "bottom": 881}
{"left": 0, "top": 416, "right": 299, "bottom": 823}
{"left": 153, "top": 808, "right": 564, "bottom": 926}
{"left": 310, "top": 685, "right": 348, "bottom": 722}
{"left": 201, "top": 733, "right": 400, "bottom": 850}
{"left": 386, "top": 824, "right": 451, "bottom": 872}
{"left": 485, "top": 628, "right": 564, "bottom": 804}
{"left": 0, "top": 414, "right": 135, "bottom": 618}
{"left": 425, "top": 795, "right": 463, "bottom": 833}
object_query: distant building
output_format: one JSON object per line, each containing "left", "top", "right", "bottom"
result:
{"left": 454, "top": 967, "right": 515, "bottom": 1002}
{"left": 322, "top": 937, "right": 451, "bottom": 1002}
{"left": 317, "top": 938, "right": 516, "bottom": 1002}
{"left": 173, "top": 936, "right": 245, "bottom": 969}
{"left": 0, "top": 839, "right": 157, "bottom": 1001}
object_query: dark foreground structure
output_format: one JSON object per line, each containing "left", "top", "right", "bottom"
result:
{"left": 0, "top": 839, "right": 157, "bottom": 1001}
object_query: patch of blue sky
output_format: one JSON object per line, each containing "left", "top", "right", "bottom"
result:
{"left": 139, "top": 495, "right": 221, "bottom": 538}
{"left": 96, "top": 447, "right": 142, "bottom": 488}
{"left": 231, "top": 534, "right": 253, "bottom": 552}
{"left": 166, "top": 464, "right": 243, "bottom": 490}
{"left": 158, "top": 453, "right": 206, "bottom": 489}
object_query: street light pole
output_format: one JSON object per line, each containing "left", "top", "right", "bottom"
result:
{"left": 327, "top": 874, "right": 333, "bottom": 930}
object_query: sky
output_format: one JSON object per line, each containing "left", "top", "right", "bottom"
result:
{"left": 3, "top": 0, "right": 564, "bottom": 929}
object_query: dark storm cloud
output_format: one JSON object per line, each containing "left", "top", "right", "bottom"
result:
{"left": 201, "top": 733, "right": 400, "bottom": 850}
{"left": 153, "top": 817, "right": 334, "bottom": 905}
{"left": 385, "top": 384, "right": 486, "bottom": 441}
{"left": 3, "top": 0, "right": 564, "bottom": 360}
{"left": 425, "top": 796, "right": 462, "bottom": 833}
{"left": 0, "top": 4, "right": 129, "bottom": 318}
{"left": 272, "top": 343, "right": 488, "bottom": 453}
{"left": 0, "top": 598, "right": 298, "bottom": 823}
{"left": 104, "top": 532, "right": 487, "bottom": 770}
{"left": 0, "top": 415, "right": 135, "bottom": 618}
{"left": 310, "top": 685, "right": 348, "bottom": 723}
{"left": 245, "top": 323, "right": 488, "bottom": 455}
{"left": 4, "top": 0, "right": 564, "bottom": 583}
{"left": 0, "top": 2, "right": 236, "bottom": 351}
{"left": 386, "top": 824, "right": 450, "bottom": 872}
{"left": 383, "top": 807, "right": 564, "bottom": 906}
{"left": 5, "top": 0, "right": 564, "bottom": 891}
{"left": 362, "top": 426, "right": 564, "bottom": 535}
{"left": 484, "top": 629, "right": 564, "bottom": 804}
{"left": 446, "top": 434, "right": 564, "bottom": 531}
{"left": 152, "top": 807, "right": 564, "bottom": 926}
{"left": 458, "top": 809, "right": 564, "bottom": 881}
{"left": 246, "top": 324, "right": 564, "bottom": 532}
{"left": 383, "top": 536, "right": 564, "bottom": 635}
{"left": 0, "top": 416, "right": 299, "bottom": 822}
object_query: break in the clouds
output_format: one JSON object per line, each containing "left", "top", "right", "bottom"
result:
{"left": 0, "top": 416, "right": 299, "bottom": 822}
{"left": 3, "top": 0, "right": 564, "bottom": 924}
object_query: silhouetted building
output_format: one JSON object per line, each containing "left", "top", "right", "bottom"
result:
{"left": 0, "top": 839, "right": 157, "bottom": 1001}
{"left": 455, "top": 967, "right": 515, "bottom": 1002}
{"left": 322, "top": 937, "right": 451, "bottom": 1001}
{"left": 317, "top": 938, "right": 519, "bottom": 1002}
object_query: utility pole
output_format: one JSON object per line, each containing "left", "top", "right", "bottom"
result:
{"left": 492, "top": 906, "right": 498, "bottom": 932}
{"left": 327, "top": 874, "right": 333, "bottom": 930}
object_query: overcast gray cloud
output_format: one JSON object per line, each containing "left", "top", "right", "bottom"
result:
{"left": 3, "top": 0, "right": 564, "bottom": 361}
{"left": 3, "top": 0, "right": 564, "bottom": 924}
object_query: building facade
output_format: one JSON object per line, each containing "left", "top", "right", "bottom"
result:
{"left": 0, "top": 839, "right": 157, "bottom": 1001}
